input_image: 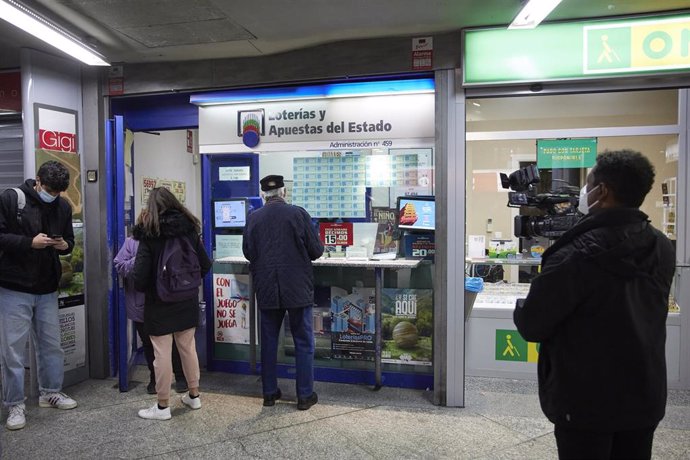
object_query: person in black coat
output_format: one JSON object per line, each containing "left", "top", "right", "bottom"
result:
{"left": 0, "top": 161, "right": 77, "bottom": 430}
{"left": 132, "top": 187, "right": 211, "bottom": 420}
{"left": 242, "top": 175, "right": 324, "bottom": 410}
{"left": 514, "top": 150, "right": 676, "bottom": 459}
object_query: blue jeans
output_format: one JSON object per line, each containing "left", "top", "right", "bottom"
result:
{"left": 260, "top": 307, "right": 314, "bottom": 399}
{"left": 0, "top": 287, "right": 64, "bottom": 406}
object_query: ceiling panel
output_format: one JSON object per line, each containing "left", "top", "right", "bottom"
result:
{"left": 0, "top": 0, "right": 689, "bottom": 67}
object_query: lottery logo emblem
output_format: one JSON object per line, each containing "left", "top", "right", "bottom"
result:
{"left": 237, "top": 109, "right": 265, "bottom": 148}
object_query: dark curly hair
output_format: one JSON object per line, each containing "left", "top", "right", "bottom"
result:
{"left": 37, "top": 160, "right": 70, "bottom": 192}
{"left": 592, "top": 150, "right": 655, "bottom": 208}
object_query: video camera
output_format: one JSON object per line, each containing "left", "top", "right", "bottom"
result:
{"left": 500, "top": 165, "right": 580, "bottom": 239}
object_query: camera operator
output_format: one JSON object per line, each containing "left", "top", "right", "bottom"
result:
{"left": 513, "top": 150, "right": 675, "bottom": 459}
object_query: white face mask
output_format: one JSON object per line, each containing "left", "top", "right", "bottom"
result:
{"left": 578, "top": 184, "right": 599, "bottom": 215}
{"left": 38, "top": 188, "right": 57, "bottom": 203}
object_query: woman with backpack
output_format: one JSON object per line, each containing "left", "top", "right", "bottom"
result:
{"left": 113, "top": 210, "right": 189, "bottom": 396}
{"left": 132, "top": 187, "right": 211, "bottom": 420}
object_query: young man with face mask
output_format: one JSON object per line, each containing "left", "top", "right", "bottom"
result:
{"left": 0, "top": 161, "right": 77, "bottom": 431}
{"left": 514, "top": 150, "right": 675, "bottom": 459}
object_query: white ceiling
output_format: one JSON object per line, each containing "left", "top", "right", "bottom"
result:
{"left": 1, "top": 0, "right": 690, "bottom": 68}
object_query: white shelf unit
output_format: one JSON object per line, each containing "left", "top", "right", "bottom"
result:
{"left": 661, "top": 177, "right": 676, "bottom": 239}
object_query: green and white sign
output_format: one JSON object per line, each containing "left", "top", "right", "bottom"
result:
{"left": 495, "top": 329, "right": 539, "bottom": 363}
{"left": 464, "top": 14, "right": 690, "bottom": 85}
{"left": 537, "top": 138, "right": 597, "bottom": 169}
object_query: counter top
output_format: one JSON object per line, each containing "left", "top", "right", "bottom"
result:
{"left": 215, "top": 256, "right": 423, "bottom": 270}
{"left": 466, "top": 257, "right": 541, "bottom": 266}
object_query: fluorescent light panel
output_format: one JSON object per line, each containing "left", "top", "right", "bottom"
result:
{"left": 509, "top": 0, "right": 563, "bottom": 30}
{"left": 0, "top": 0, "right": 109, "bottom": 66}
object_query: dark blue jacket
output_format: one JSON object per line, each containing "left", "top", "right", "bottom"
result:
{"left": 242, "top": 196, "right": 324, "bottom": 310}
{"left": 514, "top": 208, "right": 675, "bottom": 432}
{"left": 0, "top": 180, "right": 74, "bottom": 294}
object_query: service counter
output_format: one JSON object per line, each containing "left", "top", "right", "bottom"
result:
{"left": 465, "top": 258, "right": 683, "bottom": 382}
{"left": 212, "top": 256, "right": 430, "bottom": 389}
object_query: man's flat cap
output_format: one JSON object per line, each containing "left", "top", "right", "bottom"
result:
{"left": 260, "top": 175, "right": 284, "bottom": 191}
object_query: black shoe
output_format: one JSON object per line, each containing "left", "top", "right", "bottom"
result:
{"left": 263, "top": 388, "right": 282, "bottom": 407}
{"left": 174, "top": 380, "right": 188, "bottom": 394}
{"left": 297, "top": 392, "right": 318, "bottom": 411}
{"left": 146, "top": 381, "right": 156, "bottom": 395}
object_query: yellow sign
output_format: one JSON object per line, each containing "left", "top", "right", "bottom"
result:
{"left": 585, "top": 17, "right": 690, "bottom": 74}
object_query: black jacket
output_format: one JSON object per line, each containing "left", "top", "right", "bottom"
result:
{"left": 132, "top": 209, "right": 211, "bottom": 336}
{"left": 242, "top": 197, "right": 324, "bottom": 310}
{"left": 514, "top": 208, "right": 675, "bottom": 432}
{"left": 0, "top": 180, "right": 74, "bottom": 294}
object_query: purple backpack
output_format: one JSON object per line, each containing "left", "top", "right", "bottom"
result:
{"left": 156, "top": 235, "right": 202, "bottom": 302}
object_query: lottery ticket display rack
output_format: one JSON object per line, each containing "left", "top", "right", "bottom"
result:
{"left": 215, "top": 256, "right": 422, "bottom": 389}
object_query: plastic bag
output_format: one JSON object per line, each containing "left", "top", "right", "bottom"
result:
{"left": 465, "top": 277, "right": 484, "bottom": 293}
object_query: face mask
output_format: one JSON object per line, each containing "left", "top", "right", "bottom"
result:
{"left": 38, "top": 188, "right": 57, "bottom": 203}
{"left": 578, "top": 184, "right": 599, "bottom": 215}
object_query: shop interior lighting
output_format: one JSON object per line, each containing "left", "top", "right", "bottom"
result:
{"left": 190, "top": 78, "right": 435, "bottom": 106}
{"left": 0, "top": 0, "right": 109, "bottom": 66}
{"left": 509, "top": 0, "right": 563, "bottom": 30}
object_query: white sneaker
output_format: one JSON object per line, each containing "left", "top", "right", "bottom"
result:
{"left": 181, "top": 393, "right": 201, "bottom": 410}
{"left": 39, "top": 392, "right": 77, "bottom": 410}
{"left": 138, "top": 404, "right": 171, "bottom": 420}
{"left": 6, "top": 403, "right": 26, "bottom": 430}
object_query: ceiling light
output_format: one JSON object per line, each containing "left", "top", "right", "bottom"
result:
{"left": 472, "top": 101, "right": 481, "bottom": 107}
{"left": 0, "top": 0, "right": 109, "bottom": 66}
{"left": 509, "top": 0, "right": 563, "bottom": 30}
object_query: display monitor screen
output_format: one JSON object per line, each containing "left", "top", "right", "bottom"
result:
{"left": 397, "top": 196, "right": 435, "bottom": 231}
{"left": 213, "top": 199, "right": 247, "bottom": 228}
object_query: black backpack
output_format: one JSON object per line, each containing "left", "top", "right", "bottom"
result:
{"left": 156, "top": 235, "right": 202, "bottom": 302}
{"left": 0, "top": 188, "right": 25, "bottom": 261}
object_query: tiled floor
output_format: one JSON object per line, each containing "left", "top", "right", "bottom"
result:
{"left": 1, "top": 367, "right": 689, "bottom": 459}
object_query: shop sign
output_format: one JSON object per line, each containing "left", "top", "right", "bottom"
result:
{"left": 464, "top": 14, "right": 690, "bottom": 85}
{"left": 537, "top": 138, "right": 597, "bottom": 169}
{"left": 35, "top": 105, "right": 78, "bottom": 154}
{"left": 198, "top": 93, "right": 434, "bottom": 152}
{"left": 495, "top": 329, "right": 539, "bottom": 363}
{"left": 218, "top": 166, "right": 250, "bottom": 181}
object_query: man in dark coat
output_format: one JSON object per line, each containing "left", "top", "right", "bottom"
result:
{"left": 514, "top": 150, "right": 676, "bottom": 459}
{"left": 243, "top": 175, "right": 324, "bottom": 410}
{"left": 0, "top": 161, "right": 77, "bottom": 431}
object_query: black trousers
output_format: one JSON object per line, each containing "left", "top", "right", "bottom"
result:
{"left": 134, "top": 321, "right": 185, "bottom": 382}
{"left": 554, "top": 424, "right": 657, "bottom": 460}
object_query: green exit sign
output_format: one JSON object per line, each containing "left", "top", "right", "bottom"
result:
{"left": 464, "top": 14, "right": 690, "bottom": 85}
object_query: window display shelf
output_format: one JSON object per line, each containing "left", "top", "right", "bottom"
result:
{"left": 473, "top": 282, "right": 531, "bottom": 311}
{"left": 466, "top": 257, "right": 541, "bottom": 266}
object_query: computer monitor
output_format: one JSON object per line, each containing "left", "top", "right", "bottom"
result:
{"left": 213, "top": 199, "right": 247, "bottom": 229}
{"left": 397, "top": 196, "right": 435, "bottom": 231}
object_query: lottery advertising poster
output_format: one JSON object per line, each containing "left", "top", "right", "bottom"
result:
{"left": 330, "top": 287, "right": 375, "bottom": 361}
{"left": 214, "top": 274, "right": 251, "bottom": 344}
{"left": 381, "top": 288, "right": 433, "bottom": 366}
{"left": 371, "top": 207, "right": 398, "bottom": 255}
{"left": 319, "top": 222, "right": 353, "bottom": 256}
{"left": 58, "top": 295, "right": 86, "bottom": 371}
